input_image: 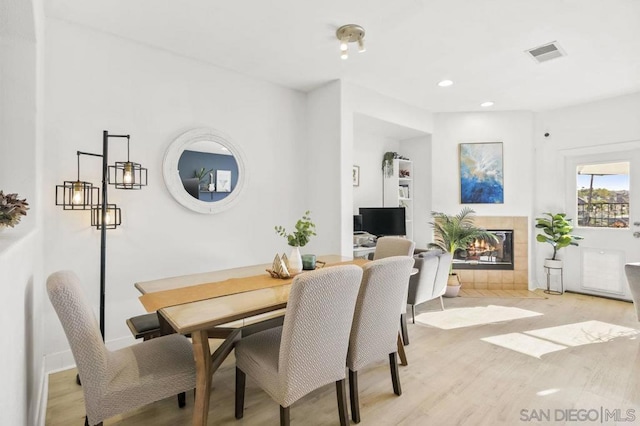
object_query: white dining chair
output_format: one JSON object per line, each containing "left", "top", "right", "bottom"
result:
{"left": 347, "top": 256, "right": 414, "bottom": 423}
{"left": 625, "top": 263, "right": 640, "bottom": 320}
{"left": 234, "top": 265, "right": 363, "bottom": 426}
{"left": 47, "top": 271, "right": 196, "bottom": 426}
{"left": 373, "top": 236, "right": 415, "bottom": 345}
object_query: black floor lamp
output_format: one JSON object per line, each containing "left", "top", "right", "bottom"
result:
{"left": 55, "top": 130, "right": 147, "bottom": 339}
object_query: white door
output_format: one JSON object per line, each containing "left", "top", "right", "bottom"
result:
{"left": 563, "top": 148, "right": 640, "bottom": 300}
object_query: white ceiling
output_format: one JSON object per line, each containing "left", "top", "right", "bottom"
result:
{"left": 45, "top": 0, "right": 640, "bottom": 112}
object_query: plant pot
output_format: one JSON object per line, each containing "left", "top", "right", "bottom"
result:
{"left": 444, "top": 274, "right": 461, "bottom": 298}
{"left": 288, "top": 246, "right": 303, "bottom": 274}
{"left": 544, "top": 258, "right": 563, "bottom": 271}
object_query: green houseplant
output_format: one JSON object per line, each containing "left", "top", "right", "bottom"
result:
{"left": 535, "top": 212, "right": 583, "bottom": 267}
{"left": 0, "top": 191, "right": 29, "bottom": 230}
{"left": 275, "top": 211, "right": 316, "bottom": 273}
{"left": 382, "top": 152, "right": 396, "bottom": 178}
{"left": 428, "top": 207, "right": 498, "bottom": 297}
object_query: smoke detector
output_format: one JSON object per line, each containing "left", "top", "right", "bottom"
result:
{"left": 525, "top": 41, "right": 566, "bottom": 63}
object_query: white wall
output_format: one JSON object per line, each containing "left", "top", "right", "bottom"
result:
{"left": 304, "top": 81, "right": 344, "bottom": 257}
{"left": 432, "top": 111, "right": 535, "bottom": 216}
{"left": 0, "top": 0, "right": 46, "bottom": 424}
{"left": 0, "top": 232, "right": 42, "bottom": 426}
{"left": 342, "top": 83, "right": 433, "bottom": 253}
{"left": 402, "top": 136, "right": 432, "bottom": 248}
{"left": 533, "top": 92, "right": 640, "bottom": 288}
{"left": 42, "top": 19, "right": 310, "bottom": 365}
{"left": 352, "top": 131, "right": 399, "bottom": 211}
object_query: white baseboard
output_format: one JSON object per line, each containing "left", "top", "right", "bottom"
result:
{"left": 44, "top": 334, "right": 136, "bottom": 374}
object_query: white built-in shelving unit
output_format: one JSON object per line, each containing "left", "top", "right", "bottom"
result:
{"left": 383, "top": 158, "right": 413, "bottom": 240}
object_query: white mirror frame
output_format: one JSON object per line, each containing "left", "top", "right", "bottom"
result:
{"left": 163, "top": 128, "right": 247, "bottom": 214}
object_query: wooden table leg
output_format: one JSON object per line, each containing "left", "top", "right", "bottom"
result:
{"left": 192, "top": 330, "right": 212, "bottom": 426}
{"left": 397, "top": 332, "right": 408, "bottom": 366}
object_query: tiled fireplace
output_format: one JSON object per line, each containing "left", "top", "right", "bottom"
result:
{"left": 453, "top": 216, "right": 529, "bottom": 290}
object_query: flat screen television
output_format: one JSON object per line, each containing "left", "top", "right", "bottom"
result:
{"left": 353, "top": 214, "right": 363, "bottom": 233}
{"left": 359, "top": 207, "right": 406, "bottom": 237}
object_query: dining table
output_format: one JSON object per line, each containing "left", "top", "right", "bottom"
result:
{"left": 136, "top": 254, "right": 407, "bottom": 426}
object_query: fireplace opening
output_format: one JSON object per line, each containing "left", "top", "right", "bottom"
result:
{"left": 452, "top": 230, "right": 514, "bottom": 270}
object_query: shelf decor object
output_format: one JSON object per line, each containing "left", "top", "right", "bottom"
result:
{"left": 383, "top": 157, "right": 414, "bottom": 239}
{"left": 54, "top": 130, "right": 148, "bottom": 339}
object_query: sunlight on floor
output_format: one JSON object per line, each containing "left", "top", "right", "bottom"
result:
{"left": 482, "top": 320, "right": 639, "bottom": 358}
{"left": 415, "top": 305, "right": 543, "bottom": 330}
{"left": 482, "top": 332, "right": 566, "bottom": 358}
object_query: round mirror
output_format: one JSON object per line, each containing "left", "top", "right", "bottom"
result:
{"left": 163, "top": 128, "right": 247, "bottom": 214}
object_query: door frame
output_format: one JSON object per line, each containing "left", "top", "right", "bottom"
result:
{"left": 561, "top": 141, "right": 640, "bottom": 300}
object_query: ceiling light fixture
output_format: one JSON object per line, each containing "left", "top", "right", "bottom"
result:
{"left": 336, "top": 24, "right": 366, "bottom": 60}
{"left": 481, "top": 101, "right": 494, "bottom": 107}
{"left": 438, "top": 80, "right": 453, "bottom": 87}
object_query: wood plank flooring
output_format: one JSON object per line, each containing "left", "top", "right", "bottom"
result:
{"left": 459, "top": 289, "right": 545, "bottom": 298}
{"left": 46, "top": 293, "right": 640, "bottom": 425}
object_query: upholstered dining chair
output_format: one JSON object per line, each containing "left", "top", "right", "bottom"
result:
{"left": 407, "top": 251, "right": 453, "bottom": 323}
{"left": 347, "top": 256, "right": 414, "bottom": 423}
{"left": 373, "top": 236, "right": 416, "bottom": 261}
{"left": 47, "top": 271, "right": 196, "bottom": 426}
{"left": 624, "top": 263, "right": 640, "bottom": 320}
{"left": 372, "top": 236, "right": 416, "bottom": 345}
{"left": 234, "top": 265, "right": 363, "bottom": 426}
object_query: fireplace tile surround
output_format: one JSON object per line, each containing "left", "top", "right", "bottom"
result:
{"left": 454, "top": 216, "right": 529, "bottom": 290}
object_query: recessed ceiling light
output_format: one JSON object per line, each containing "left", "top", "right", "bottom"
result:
{"left": 480, "top": 101, "right": 494, "bottom": 107}
{"left": 438, "top": 80, "right": 453, "bottom": 87}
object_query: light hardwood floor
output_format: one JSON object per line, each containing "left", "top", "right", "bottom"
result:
{"left": 46, "top": 292, "right": 640, "bottom": 425}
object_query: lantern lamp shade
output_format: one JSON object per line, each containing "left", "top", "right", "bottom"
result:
{"left": 91, "top": 204, "right": 122, "bottom": 229}
{"left": 55, "top": 180, "right": 99, "bottom": 210}
{"left": 108, "top": 161, "right": 148, "bottom": 189}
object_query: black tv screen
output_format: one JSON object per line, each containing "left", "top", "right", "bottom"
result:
{"left": 359, "top": 207, "right": 406, "bottom": 237}
{"left": 353, "top": 214, "right": 363, "bottom": 233}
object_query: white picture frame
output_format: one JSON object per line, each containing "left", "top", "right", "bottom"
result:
{"left": 353, "top": 165, "right": 360, "bottom": 187}
{"left": 216, "top": 170, "right": 232, "bottom": 192}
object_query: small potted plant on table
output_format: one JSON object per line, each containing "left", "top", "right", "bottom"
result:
{"left": 275, "top": 210, "right": 316, "bottom": 274}
{"left": 429, "top": 207, "right": 498, "bottom": 297}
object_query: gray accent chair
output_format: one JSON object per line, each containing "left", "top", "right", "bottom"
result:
{"left": 347, "top": 256, "right": 415, "bottom": 423}
{"left": 373, "top": 236, "right": 416, "bottom": 345}
{"left": 624, "top": 263, "right": 640, "bottom": 320}
{"left": 234, "top": 265, "right": 363, "bottom": 426}
{"left": 47, "top": 271, "right": 196, "bottom": 426}
{"left": 407, "top": 251, "right": 453, "bottom": 323}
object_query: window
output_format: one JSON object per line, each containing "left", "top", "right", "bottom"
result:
{"left": 576, "top": 162, "right": 629, "bottom": 228}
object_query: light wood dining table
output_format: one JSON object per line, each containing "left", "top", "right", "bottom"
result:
{"left": 135, "top": 255, "right": 374, "bottom": 426}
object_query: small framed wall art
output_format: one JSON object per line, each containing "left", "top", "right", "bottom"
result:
{"left": 216, "top": 170, "right": 232, "bottom": 192}
{"left": 352, "top": 165, "right": 360, "bottom": 187}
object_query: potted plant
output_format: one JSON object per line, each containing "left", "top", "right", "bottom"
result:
{"left": 0, "top": 191, "right": 29, "bottom": 230}
{"left": 535, "top": 212, "right": 583, "bottom": 269}
{"left": 194, "top": 167, "right": 213, "bottom": 190}
{"left": 428, "top": 207, "right": 498, "bottom": 297}
{"left": 275, "top": 210, "right": 316, "bottom": 273}
{"left": 382, "top": 152, "right": 396, "bottom": 178}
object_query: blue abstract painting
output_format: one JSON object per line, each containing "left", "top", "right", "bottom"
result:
{"left": 459, "top": 142, "right": 503, "bottom": 204}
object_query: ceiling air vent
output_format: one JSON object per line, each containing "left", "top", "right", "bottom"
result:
{"left": 526, "top": 41, "right": 566, "bottom": 63}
